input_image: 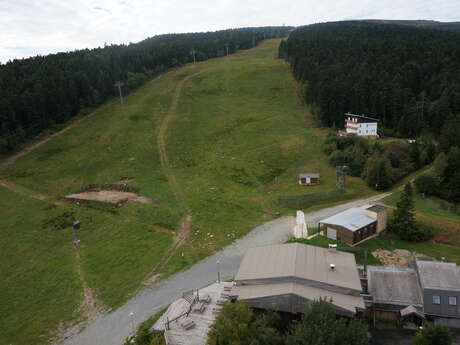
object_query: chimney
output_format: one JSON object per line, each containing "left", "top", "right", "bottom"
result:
{"left": 328, "top": 244, "right": 337, "bottom": 252}
{"left": 330, "top": 264, "right": 336, "bottom": 271}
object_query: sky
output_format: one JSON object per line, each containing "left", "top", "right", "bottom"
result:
{"left": 1, "top": 0, "right": 459, "bottom": 63}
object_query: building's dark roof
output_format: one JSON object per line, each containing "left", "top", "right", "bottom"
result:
{"left": 366, "top": 205, "right": 387, "bottom": 213}
{"left": 345, "top": 112, "right": 379, "bottom": 123}
{"left": 231, "top": 282, "right": 364, "bottom": 314}
{"left": 234, "top": 243, "right": 362, "bottom": 292}
{"left": 416, "top": 260, "right": 460, "bottom": 291}
{"left": 298, "top": 173, "right": 320, "bottom": 179}
{"left": 368, "top": 266, "right": 423, "bottom": 307}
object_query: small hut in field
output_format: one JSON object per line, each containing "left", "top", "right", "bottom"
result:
{"left": 298, "top": 173, "right": 320, "bottom": 186}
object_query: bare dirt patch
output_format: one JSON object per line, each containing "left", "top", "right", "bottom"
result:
{"left": 64, "top": 190, "right": 153, "bottom": 204}
{"left": 372, "top": 249, "right": 431, "bottom": 266}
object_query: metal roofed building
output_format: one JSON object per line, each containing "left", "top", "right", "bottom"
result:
{"left": 319, "top": 204, "right": 387, "bottom": 245}
{"left": 230, "top": 243, "right": 365, "bottom": 317}
{"left": 368, "top": 266, "right": 423, "bottom": 309}
{"left": 415, "top": 260, "right": 460, "bottom": 320}
{"left": 367, "top": 266, "right": 424, "bottom": 324}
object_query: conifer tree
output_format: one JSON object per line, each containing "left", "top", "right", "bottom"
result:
{"left": 391, "top": 183, "right": 417, "bottom": 239}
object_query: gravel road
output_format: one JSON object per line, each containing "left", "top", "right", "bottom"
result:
{"left": 61, "top": 192, "right": 390, "bottom": 345}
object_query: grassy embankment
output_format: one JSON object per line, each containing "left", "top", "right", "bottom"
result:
{"left": 0, "top": 39, "right": 373, "bottom": 344}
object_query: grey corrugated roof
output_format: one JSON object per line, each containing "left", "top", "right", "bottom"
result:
{"left": 367, "top": 266, "right": 423, "bottom": 307}
{"left": 234, "top": 243, "right": 362, "bottom": 292}
{"left": 366, "top": 205, "right": 387, "bottom": 213}
{"left": 416, "top": 260, "right": 460, "bottom": 291}
{"left": 298, "top": 173, "right": 320, "bottom": 178}
{"left": 319, "top": 205, "right": 376, "bottom": 231}
{"left": 231, "top": 282, "right": 364, "bottom": 313}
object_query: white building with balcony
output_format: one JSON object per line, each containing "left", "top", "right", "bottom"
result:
{"left": 339, "top": 113, "right": 379, "bottom": 137}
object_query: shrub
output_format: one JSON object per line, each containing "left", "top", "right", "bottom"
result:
{"left": 412, "top": 324, "right": 452, "bottom": 345}
{"left": 414, "top": 174, "right": 439, "bottom": 196}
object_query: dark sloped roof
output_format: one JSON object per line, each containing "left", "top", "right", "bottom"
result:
{"left": 298, "top": 173, "right": 320, "bottom": 178}
{"left": 234, "top": 243, "right": 362, "bottom": 292}
{"left": 366, "top": 205, "right": 387, "bottom": 213}
{"left": 416, "top": 260, "right": 460, "bottom": 291}
{"left": 345, "top": 112, "right": 379, "bottom": 122}
{"left": 368, "top": 266, "right": 423, "bottom": 307}
{"left": 231, "top": 282, "right": 364, "bottom": 313}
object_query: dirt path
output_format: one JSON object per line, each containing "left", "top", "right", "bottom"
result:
{"left": 52, "top": 248, "right": 107, "bottom": 345}
{"left": 0, "top": 178, "right": 62, "bottom": 204}
{"left": 157, "top": 72, "right": 199, "bottom": 213}
{"left": 154, "top": 71, "right": 201, "bottom": 272}
{"left": 137, "top": 215, "right": 192, "bottom": 290}
{"left": 0, "top": 101, "right": 117, "bottom": 172}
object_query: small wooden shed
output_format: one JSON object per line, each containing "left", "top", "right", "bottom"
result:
{"left": 298, "top": 173, "right": 320, "bottom": 186}
{"left": 319, "top": 204, "right": 387, "bottom": 245}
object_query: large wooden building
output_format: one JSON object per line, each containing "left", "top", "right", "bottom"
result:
{"left": 319, "top": 204, "right": 387, "bottom": 245}
{"left": 230, "top": 243, "right": 365, "bottom": 317}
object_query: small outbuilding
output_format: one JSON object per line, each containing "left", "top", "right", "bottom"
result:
{"left": 319, "top": 204, "right": 387, "bottom": 245}
{"left": 298, "top": 173, "right": 320, "bottom": 186}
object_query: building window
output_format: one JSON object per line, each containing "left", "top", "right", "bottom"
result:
{"left": 432, "top": 295, "right": 441, "bottom": 305}
{"left": 449, "top": 296, "right": 457, "bottom": 306}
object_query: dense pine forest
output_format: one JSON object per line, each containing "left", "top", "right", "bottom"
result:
{"left": 280, "top": 21, "right": 460, "bottom": 201}
{"left": 0, "top": 26, "right": 292, "bottom": 154}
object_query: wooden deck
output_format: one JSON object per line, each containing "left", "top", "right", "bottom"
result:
{"left": 152, "top": 282, "right": 233, "bottom": 345}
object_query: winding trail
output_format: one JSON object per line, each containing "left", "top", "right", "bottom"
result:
{"left": 151, "top": 71, "right": 202, "bottom": 276}
{"left": 60, "top": 192, "right": 390, "bottom": 345}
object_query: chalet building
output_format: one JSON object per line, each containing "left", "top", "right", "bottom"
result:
{"left": 365, "top": 260, "right": 460, "bottom": 329}
{"left": 298, "top": 173, "right": 320, "bottom": 186}
{"left": 319, "top": 205, "right": 387, "bottom": 245}
{"left": 339, "top": 113, "right": 379, "bottom": 137}
{"left": 366, "top": 266, "right": 425, "bottom": 327}
{"left": 230, "top": 243, "right": 365, "bottom": 317}
{"left": 416, "top": 260, "right": 460, "bottom": 327}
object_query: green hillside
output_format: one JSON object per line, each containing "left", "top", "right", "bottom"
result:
{"left": 0, "top": 39, "right": 373, "bottom": 345}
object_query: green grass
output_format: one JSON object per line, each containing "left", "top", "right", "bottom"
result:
{"left": 0, "top": 39, "right": 375, "bottom": 344}
{"left": 0, "top": 188, "right": 81, "bottom": 345}
{"left": 383, "top": 191, "right": 460, "bottom": 246}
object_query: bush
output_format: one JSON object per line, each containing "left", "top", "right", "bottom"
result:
{"left": 414, "top": 174, "right": 439, "bottom": 196}
{"left": 362, "top": 154, "right": 393, "bottom": 190}
{"left": 412, "top": 324, "right": 452, "bottom": 345}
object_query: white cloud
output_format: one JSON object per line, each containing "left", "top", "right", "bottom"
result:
{"left": 0, "top": 0, "right": 459, "bottom": 62}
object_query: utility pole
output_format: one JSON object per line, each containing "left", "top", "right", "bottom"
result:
{"left": 336, "top": 165, "right": 348, "bottom": 190}
{"left": 71, "top": 220, "right": 81, "bottom": 245}
{"left": 252, "top": 36, "right": 255, "bottom": 48}
{"left": 225, "top": 43, "right": 229, "bottom": 56}
{"left": 114, "top": 81, "right": 124, "bottom": 104}
{"left": 190, "top": 49, "right": 196, "bottom": 64}
{"left": 216, "top": 260, "right": 221, "bottom": 283}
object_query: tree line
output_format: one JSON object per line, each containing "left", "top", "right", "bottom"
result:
{"left": 0, "top": 26, "right": 292, "bottom": 154}
{"left": 280, "top": 21, "right": 460, "bottom": 200}
{"left": 280, "top": 21, "right": 460, "bottom": 139}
